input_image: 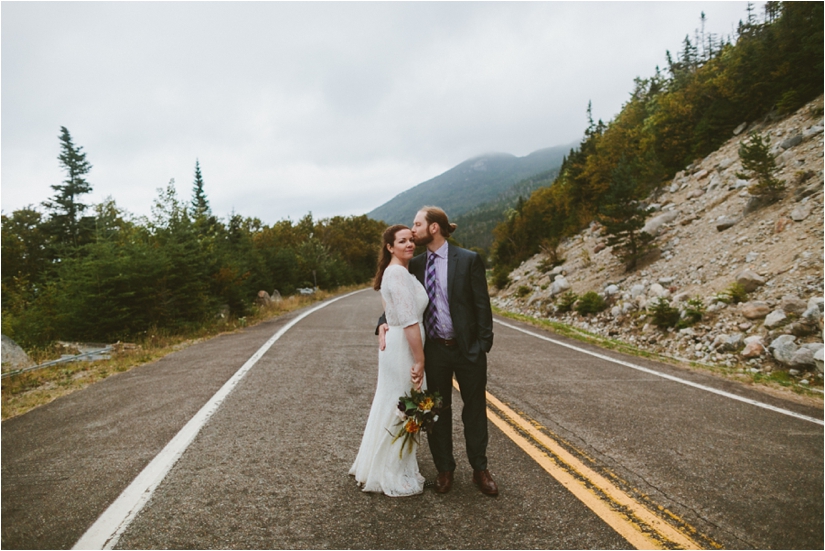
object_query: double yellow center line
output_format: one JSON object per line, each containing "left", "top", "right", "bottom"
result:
{"left": 456, "top": 380, "right": 718, "bottom": 550}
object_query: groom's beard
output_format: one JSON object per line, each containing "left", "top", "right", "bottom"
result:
{"left": 413, "top": 232, "right": 434, "bottom": 247}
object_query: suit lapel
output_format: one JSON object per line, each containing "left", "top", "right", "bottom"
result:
{"left": 447, "top": 246, "right": 459, "bottom": 302}
{"left": 411, "top": 253, "right": 426, "bottom": 285}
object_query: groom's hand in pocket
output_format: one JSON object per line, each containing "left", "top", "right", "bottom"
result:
{"left": 378, "top": 323, "right": 389, "bottom": 351}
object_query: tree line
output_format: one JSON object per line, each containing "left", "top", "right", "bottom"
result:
{"left": 491, "top": 2, "right": 823, "bottom": 286}
{"left": 2, "top": 129, "right": 385, "bottom": 348}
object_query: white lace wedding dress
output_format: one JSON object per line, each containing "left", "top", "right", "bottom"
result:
{"left": 349, "top": 264, "right": 429, "bottom": 496}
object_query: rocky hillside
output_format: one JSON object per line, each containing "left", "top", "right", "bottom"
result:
{"left": 492, "top": 96, "right": 824, "bottom": 391}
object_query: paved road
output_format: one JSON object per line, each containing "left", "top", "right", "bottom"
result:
{"left": 2, "top": 290, "right": 822, "bottom": 549}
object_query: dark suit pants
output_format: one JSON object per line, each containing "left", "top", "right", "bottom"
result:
{"left": 425, "top": 340, "right": 488, "bottom": 473}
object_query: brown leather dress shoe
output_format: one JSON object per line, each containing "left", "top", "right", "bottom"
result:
{"left": 435, "top": 471, "right": 454, "bottom": 494}
{"left": 472, "top": 469, "right": 499, "bottom": 496}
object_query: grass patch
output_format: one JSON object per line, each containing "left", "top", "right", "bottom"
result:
{"left": 2, "top": 286, "right": 365, "bottom": 421}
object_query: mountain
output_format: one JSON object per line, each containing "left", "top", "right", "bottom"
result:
{"left": 366, "top": 143, "right": 574, "bottom": 226}
{"left": 453, "top": 167, "right": 560, "bottom": 254}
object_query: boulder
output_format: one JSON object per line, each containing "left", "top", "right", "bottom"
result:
{"left": 808, "top": 297, "right": 824, "bottom": 312}
{"left": 780, "top": 134, "right": 803, "bottom": 149}
{"left": 604, "top": 284, "right": 620, "bottom": 296}
{"left": 768, "top": 335, "right": 798, "bottom": 365}
{"left": 741, "top": 339, "right": 765, "bottom": 358}
{"left": 801, "top": 306, "right": 822, "bottom": 325}
{"left": 270, "top": 289, "right": 282, "bottom": 301}
{"left": 630, "top": 284, "right": 646, "bottom": 299}
{"left": 790, "top": 204, "right": 811, "bottom": 222}
{"left": 789, "top": 347, "right": 816, "bottom": 368}
{"left": 642, "top": 211, "right": 679, "bottom": 236}
{"left": 781, "top": 295, "right": 808, "bottom": 315}
{"left": 741, "top": 301, "right": 771, "bottom": 319}
{"left": 763, "top": 310, "right": 788, "bottom": 329}
{"left": 802, "top": 125, "right": 824, "bottom": 139}
{"left": 735, "top": 269, "right": 766, "bottom": 292}
{"left": 712, "top": 334, "right": 732, "bottom": 351}
{"left": 715, "top": 216, "right": 739, "bottom": 231}
{"left": 549, "top": 275, "right": 571, "bottom": 296}
{"left": 695, "top": 169, "right": 709, "bottom": 180}
{"left": 687, "top": 189, "right": 705, "bottom": 200}
{"left": 815, "top": 347, "right": 824, "bottom": 373}
{"left": 802, "top": 343, "right": 824, "bottom": 356}
{"left": 648, "top": 283, "right": 668, "bottom": 298}
{"left": 733, "top": 122, "right": 747, "bottom": 135}
{"left": 256, "top": 290, "right": 274, "bottom": 307}
{"left": 714, "top": 333, "right": 744, "bottom": 352}
{"left": 1, "top": 335, "right": 32, "bottom": 369}
{"left": 789, "top": 322, "right": 817, "bottom": 337}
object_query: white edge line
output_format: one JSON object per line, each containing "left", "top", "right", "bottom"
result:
{"left": 494, "top": 318, "right": 824, "bottom": 427}
{"left": 73, "top": 289, "right": 368, "bottom": 550}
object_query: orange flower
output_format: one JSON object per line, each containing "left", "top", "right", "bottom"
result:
{"left": 405, "top": 419, "right": 420, "bottom": 433}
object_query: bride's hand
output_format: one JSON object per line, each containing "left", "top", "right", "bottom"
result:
{"left": 378, "top": 323, "right": 389, "bottom": 351}
{"left": 411, "top": 361, "right": 424, "bottom": 389}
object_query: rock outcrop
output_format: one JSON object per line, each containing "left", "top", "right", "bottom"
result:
{"left": 2, "top": 335, "right": 32, "bottom": 370}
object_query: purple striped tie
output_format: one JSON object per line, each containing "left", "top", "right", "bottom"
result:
{"left": 424, "top": 253, "right": 439, "bottom": 339}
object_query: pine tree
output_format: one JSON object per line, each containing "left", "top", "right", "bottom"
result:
{"left": 43, "top": 127, "right": 93, "bottom": 246}
{"left": 736, "top": 132, "right": 785, "bottom": 204}
{"left": 191, "top": 159, "right": 211, "bottom": 218}
{"left": 597, "top": 158, "right": 653, "bottom": 271}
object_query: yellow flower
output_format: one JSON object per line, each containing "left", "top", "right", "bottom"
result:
{"left": 419, "top": 398, "right": 434, "bottom": 411}
{"left": 405, "top": 419, "right": 420, "bottom": 433}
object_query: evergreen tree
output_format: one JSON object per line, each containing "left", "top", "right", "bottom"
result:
{"left": 191, "top": 159, "right": 211, "bottom": 218}
{"left": 736, "top": 132, "right": 785, "bottom": 204}
{"left": 597, "top": 159, "right": 653, "bottom": 271}
{"left": 43, "top": 127, "right": 93, "bottom": 246}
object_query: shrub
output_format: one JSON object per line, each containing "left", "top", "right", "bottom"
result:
{"left": 677, "top": 297, "right": 706, "bottom": 328}
{"left": 515, "top": 285, "right": 531, "bottom": 298}
{"left": 575, "top": 291, "right": 606, "bottom": 315}
{"left": 650, "top": 297, "right": 680, "bottom": 329}
{"left": 556, "top": 291, "right": 578, "bottom": 313}
{"left": 491, "top": 265, "right": 511, "bottom": 289}
{"left": 715, "top": 282, "right": 748, "bottom": 304}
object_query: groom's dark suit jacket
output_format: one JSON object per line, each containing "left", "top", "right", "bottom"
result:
{"left": 409, "top": 245, "right": 494, "bottom": 363}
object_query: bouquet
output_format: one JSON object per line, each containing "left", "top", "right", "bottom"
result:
{"left": 389, "top": 387, "right": 446, "bottom": 458}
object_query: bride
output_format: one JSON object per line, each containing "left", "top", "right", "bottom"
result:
{"left": 349, "top": 224, "right": 429, "bottom": 496}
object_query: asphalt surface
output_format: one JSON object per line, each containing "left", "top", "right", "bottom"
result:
{"left": 2, "top": 290, "right": 823, "bottom": 549}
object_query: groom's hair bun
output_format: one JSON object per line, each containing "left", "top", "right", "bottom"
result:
{"left": 421, "top": 206, "right": 456, "bottom": 238}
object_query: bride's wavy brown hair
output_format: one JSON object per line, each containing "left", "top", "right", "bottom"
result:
{"left": 373, "top": 224, "right": 410, "bottom": 291}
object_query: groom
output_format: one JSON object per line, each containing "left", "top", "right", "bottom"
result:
{"left": 379, "top": 206, "right": 497, "bottom": 496}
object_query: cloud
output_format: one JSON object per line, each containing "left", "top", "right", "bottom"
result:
{"left": 1, "top": 1, "right": 757, "bottom": 223}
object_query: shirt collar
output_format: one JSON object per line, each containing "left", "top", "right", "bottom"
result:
{"left": 428, "top": 241, "right": 448, "bottom": 260}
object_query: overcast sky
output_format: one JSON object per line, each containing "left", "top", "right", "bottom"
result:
{"left": 2, "top": 1, "right": 760, "bottom": 225}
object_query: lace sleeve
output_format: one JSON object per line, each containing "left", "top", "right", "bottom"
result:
{"left": 381, "top": 266, "right": 419, "bottom": 328}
